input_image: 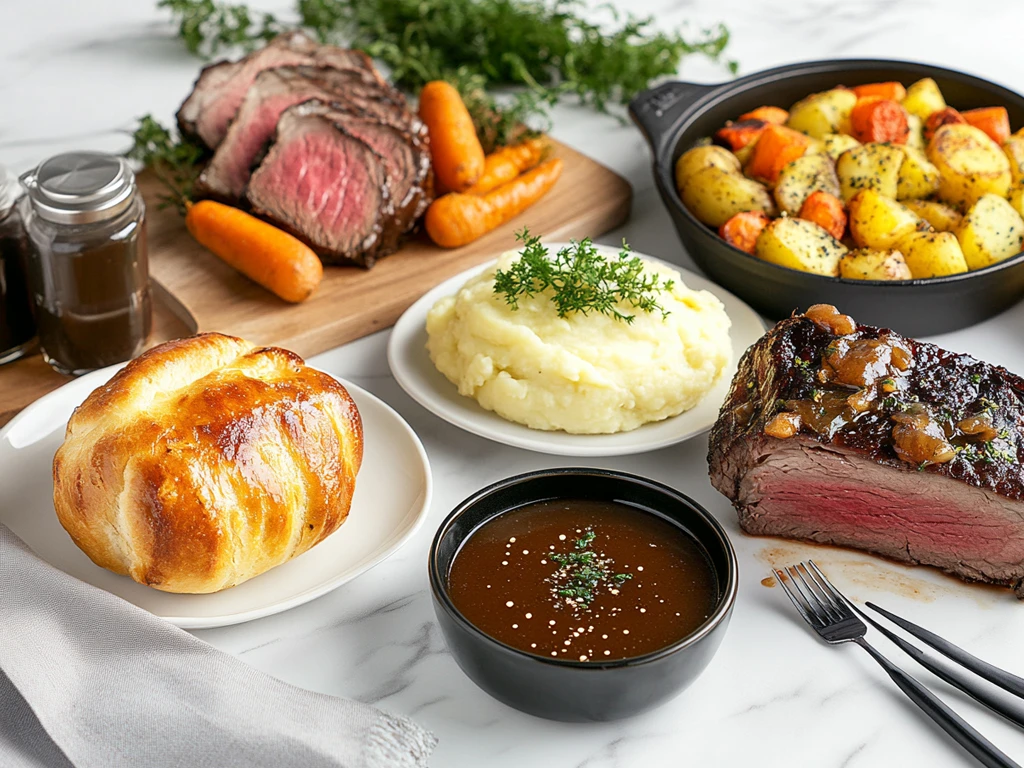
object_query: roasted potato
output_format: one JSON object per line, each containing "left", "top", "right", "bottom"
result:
{"left": 902, "top": 200, "right": 963, "bottom": 232}
{"left": 674, "top": 145, "right": 741, "bottom": 191}
{"left": 896, "top": 231, "right": 969, "bottom": 277}
{"left": 773, "top": 154, "right": 842, "bottom": 216}
{"left": 1003, "top": 135, "right": 1024, "bottom": 186}
{"left": 818, "top": 133, "right": 861, "bottom": 160}
{"left": 906, "top": 114, "right": 926, "bottom": 152}
{"left": 754, "top": 217, "right": 847, "bottom": 276}
{"left": 927, "top": 124, "right": 1011, "bottom": 208}
{"left": 896, "top": 146, "right": 940, "bottom": 200}
{"left": 956, "top": 194, "right": 1024, "bottom": 269}
{"left": 848, "top": 188, "right": 929, "bottom": 249}
{"left": 839, "top": 249, "right": 913, "bottom": 280}
{"left": 836, "top": 142, "right": 904, "bottom": 202}
{"left": 786, "top": 88, "right": 858, "bottom": 138}
{"left": 902, "top": 78, "right": 946, "bottom": 121}
{"left": 1009, "top": 186, "right": 1024, "bottom": 219}
{"left": 680, "top": 166, "right": 775, "bottom": 227}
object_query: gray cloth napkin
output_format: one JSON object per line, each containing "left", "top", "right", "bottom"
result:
{"left": 0, "top": 524, "right": 436, "bottom": 768}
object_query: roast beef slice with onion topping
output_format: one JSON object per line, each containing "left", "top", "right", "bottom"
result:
{"left": 707, "top": 306, "right": 1024, "bottom": 595}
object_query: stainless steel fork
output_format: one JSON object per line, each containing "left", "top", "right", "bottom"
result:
{"left": 776, "top": 561, "right": 1020, "bottom": 768}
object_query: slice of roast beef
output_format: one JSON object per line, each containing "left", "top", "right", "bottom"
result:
{"left": 707, "top": 304, "right": 1024, "bottom": 596}
{"left": 285, "top": 100, "right": 433, "bottom": 235}
{"left": 176, "top": 31, "right": 386, "bottom": 149}
{"left": 195, "top": 66, "right": 424, "bottom": 203}
{"left": 245, "top": 104, "right": 392, "bottom": 267}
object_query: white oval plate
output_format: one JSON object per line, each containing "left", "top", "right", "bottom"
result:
{"left": 0, "top": 366, "right": 431, "bottom": 629}
{"left": 388, "top": 243, "right": 767, "bottom": 457}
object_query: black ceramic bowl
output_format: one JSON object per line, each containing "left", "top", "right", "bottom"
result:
{"left": 629, "top": 59, "right": 1024, "bottom": 336}
{"left": 428, "top": 468, "right": 738, "bottom": 722}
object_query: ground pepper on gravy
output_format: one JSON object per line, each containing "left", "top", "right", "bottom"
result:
{"left": 447, "top": 499, "right": 718, "bottom": 661}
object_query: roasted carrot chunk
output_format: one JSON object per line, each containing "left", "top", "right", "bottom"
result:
{"left": 924, "top": 107, "right": 966, "bottom": 143}
{"left": 798, "top": 190, "right": 847, "bottom": 240}
{"left": 745, "top": 124, "right": 811, "bottom": 185}
{"left": 851, "top": 81, "right": 907, "bottom": 102}
{"left": 962, "top": 106, "right": 1011, "bottom": 145}
{"left": 738, "top": 106, "right": 789, "bottom": 125}
{"left": 849, "top": 97, "right": 909, "bottom": 144}
{"left": 714, "top": 119, "right": 768, "bottom": 151}
{"left": 718, "top": 211, "right": 771, "bottom": 253}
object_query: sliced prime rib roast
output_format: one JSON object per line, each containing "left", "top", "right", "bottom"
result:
{"left": 195, "top": 66, "right": 429, "bottom": 204}
{"left": 246, "top": 101, "right": 403, "bottom": 267}
{"left": 707, "top": 304, "right": 1024, "bottom": 596}
{"left": 176, "top": 31, "right": 385, "bottom": 149}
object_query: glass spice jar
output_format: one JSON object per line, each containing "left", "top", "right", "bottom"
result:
{"left": 0, "top": 165, "right": 37, "bottom": 365}
{"left": 20, "top": 151, "right": 151, "bottom": 375}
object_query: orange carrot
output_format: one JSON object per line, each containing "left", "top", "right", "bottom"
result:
{"left": 738, "top": 106, "right": 789, "bottom": 124}
{"left": 745, "top": 124, "right": 811, "bottom": 185}
{"left": 851, "top": 81, "right": 907, "bottom": 102}
{"left": 962, "top": 106, "right": 1011, "bottom": 145}
{"left": 798, "top": 191, "right": 847, "bottom": 240}
{"left": 185, "top": 200, "right": 323, "bottom": 303}
{"left": 850, "top": 97, "right": 909, "bottom": 144}
{"left": 467, "top": 138, "right": 548, "bottom": 196}
{"left": 718, "top": 211, "right": 770, "bottom": 253}
{"left": 418, "top": 81, "right": 485, "bottom": 192}
{"left": 714, "top": 119, "right": 769, "bottom": 151}
{"left": 924, "top": 107, "right": 966, "bottom": 143}
{"left": 426, "top": 158, "right": 564, "bottom": 248}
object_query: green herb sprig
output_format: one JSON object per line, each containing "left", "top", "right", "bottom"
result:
{"left": 126, "top": 115, "right": 206, "bottom": 214}
{"left": 549, "top": 527, "right": 631, "bottom": 609}
{"left": 493, "top": 230, "right": 674, "bottom": 324}
{"left": 157, "top": 0, "right": 735, "bottom": 147}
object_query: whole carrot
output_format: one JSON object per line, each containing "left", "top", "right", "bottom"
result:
{"left": 426, "top": 158, "right": 564, "bottom": 248}
{"left": 185, "top": 200, "right": 323, "bottom": 303}
{"left": 467, "top": 138, "right": 548, "bottom": 196}
{"left": 419, "top": 81, "right": 485, "bottom": 192}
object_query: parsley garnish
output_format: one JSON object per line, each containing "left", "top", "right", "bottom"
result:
{"left": 548, "top": 527, "right": 632, "bottom": 610}
{"left": 493, "top": 230, "right": 674, "bottom": 324}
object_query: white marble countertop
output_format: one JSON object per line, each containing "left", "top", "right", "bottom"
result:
{"left": 5, "top": 1, "right": 1024, "bottom": 766}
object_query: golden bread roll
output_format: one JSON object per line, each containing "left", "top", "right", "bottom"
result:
{"left": 52, "top": 333, "right": 363, "bottom": 593}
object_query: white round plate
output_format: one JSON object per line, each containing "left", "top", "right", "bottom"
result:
{"left": 388, "top": 243, "right": 767, "bottom": 457}
{"left": 0, "top": 366, "right": 431, "bottom": 629}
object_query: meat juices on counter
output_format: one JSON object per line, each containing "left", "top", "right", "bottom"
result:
{"left": 447, "top": 500, "right": 718, "bottom": 661}
{"left": 708, "top": 304, "right": 1024, "bottom": 596}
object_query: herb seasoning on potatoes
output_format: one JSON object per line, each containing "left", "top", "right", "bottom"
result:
{"left": 676, "top": 77, "right": 1024, "bottom": 280}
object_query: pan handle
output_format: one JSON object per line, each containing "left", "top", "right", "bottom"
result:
{"left": 629, "top": 80, "right": 719, "bottom": 160}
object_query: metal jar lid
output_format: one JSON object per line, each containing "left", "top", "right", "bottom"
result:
{"left": 19, "top": 151, "right": 137, "bottom": 225}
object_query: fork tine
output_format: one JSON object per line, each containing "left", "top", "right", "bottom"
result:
{"left": 789, "top": 564, "right": 841, "bottom": 623}
{"left": 774, "top": 568, "right": 822, "bottom": 629}
{"left": 804, "top": 560, "right": 850, "bottom": 618}
{"left": 807, "top": 560, "right": 850, "bottom": 613}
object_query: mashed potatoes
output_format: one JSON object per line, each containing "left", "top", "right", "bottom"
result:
{"left": 426, "top": 251, "right": 732, "bottom": 434}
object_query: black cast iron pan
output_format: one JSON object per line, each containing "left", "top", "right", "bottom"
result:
{"left": 629, "top": 59, "right": 1024, "bottom": 336}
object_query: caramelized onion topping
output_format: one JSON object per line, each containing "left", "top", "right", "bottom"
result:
{"left": 957, "top": 413, "right": 999, "bottom": 443}
{"left": 892, "top": 405, "right": 956, "bottom": 466}
{"left": 805, "top": 304, "right": 856, "bottom": 336}
{"left": 765, "top": 412, "right": 802, "bottom": 439}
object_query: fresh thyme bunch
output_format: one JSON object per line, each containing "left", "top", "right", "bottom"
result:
{"left": 493, "top": 230, "right": 674, "bottom": 324}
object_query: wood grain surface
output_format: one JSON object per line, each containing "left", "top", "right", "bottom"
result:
{"left": 0, "top": 138, "right": 631, "bottom": 425}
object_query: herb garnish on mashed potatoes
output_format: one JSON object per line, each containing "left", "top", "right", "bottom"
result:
{"left": 426, "top": 234, "right": 732, "bottom": 434}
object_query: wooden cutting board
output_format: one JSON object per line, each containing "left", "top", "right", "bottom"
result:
{"left": 0, "top": 138, "right": 631, "bottom": 425}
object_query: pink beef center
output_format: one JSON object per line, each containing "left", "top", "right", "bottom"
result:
{"left": 262, "top": 125, "right": 377, "bottom": 240}
{"left": 739, "top": 446, "right": 1024, "bottom": 581}
{"left": 221, "top": 92, "right": 315, "bottom": 197}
